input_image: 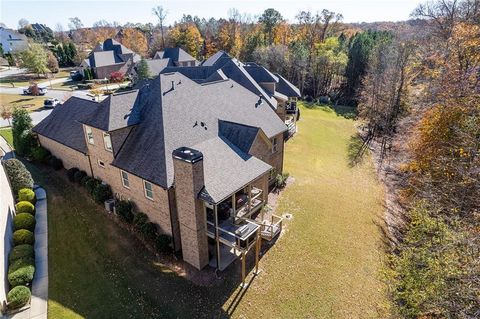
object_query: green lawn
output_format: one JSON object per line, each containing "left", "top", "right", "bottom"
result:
{"left": 23, "top": 104, "right": 389, "bottom": 318}
{"left": 0, "top": 93, "right": 47, "bottom": 112}
{"left": 0, "top": 127, "right": 13, "bottom": 145}
{"left": 223, "top": 104, "right": 390, "bottom": 318}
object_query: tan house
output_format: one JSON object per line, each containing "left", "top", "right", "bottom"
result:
{"left": 33, "top": 69, "right": 297, "bottom": 279}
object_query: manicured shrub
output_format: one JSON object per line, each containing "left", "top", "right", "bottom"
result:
{"left": 116, "top": 200, "right": 133, "bottom": 223}
{"left": 92, "top": 183, "right": 112, "bottom": 203}
{"left": 13, "top": 229, "right": 34, "bottom": 246}
{"left": 133, "top": 212, "right": 148, "bottom": 230}
{"left": 141, "top": 222, "right": 157, "bottom": 241}
{"left": 275, "top": 172, "right": 290, "bottom": 189}
{"left": 155, "top": 234, "right": 172, "bottom": 253}
{"left": 8, "top": 264, "right": 35, "bottom": 287}
{"left": 13, "top": 213, "right": 36, "bottom": 231}
{"left": 7, "top": 286, "right": 31, "bottom": 310}
{"left": 49, "top": 156, "right": 63, "bottom": 170}
{"left": 74, "top": 170, "right": 87, "bottom": 184}
{"left": 12, "top": 107, "right": 35, "bottom": 156}
{"left": 18, "top": 188, "right": 36, "bottom": 205}
{"left": 9, "top": 257, "right": 34, "bottom": 273}
{"left": 31, "top": 146, "right": 51, "bottom": 163}
{"left": 66, "top": 167, "right": 79, "bottom": 182}
{"left": 15, "top": 201, "right": 35, "bottom": 215}
{"left": 85, "top": 178, "right": 101, "bottom": 195}
{"left": 9, "top": 244, "right": 34, "bottom": 264}
{"left": 3, "top": 159, "right": 34, "bottom": 194}
{"left": 80, "top": 175, "right": 90, "bottom": 186}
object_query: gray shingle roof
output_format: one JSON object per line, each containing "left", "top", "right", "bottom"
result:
{"left": 87, "top": 39, "right": 140, "bottom": 68}
{"left": 145, "top": 58, "right": 173, "bottom": 76}
{"left": 33, "top": 97, "right": 99, "bottom": 153}
{"left": 155, "top": 48, "right": 198, "bottom": 64}
{"left": 244, "top": 64, "right": 279, "bottom": 83}
{"left": 219, "top": 120, "right": 259, "bottom": 154}
{"left": 201, "top": 51, "right": 230, "bottom": 66}
{"left": 275, "top": 73, "right": 301, "bottom": 98}
{"left": 82, "top": 90, "right": 141, "bottom": 132}
{"left": 194, "top": 136, "right": 271, "bottom": 203}
{"left": 112, "top": 72, "right": 286, "bottom": 190}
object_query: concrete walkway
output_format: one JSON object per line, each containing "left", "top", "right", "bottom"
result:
{"left": 0, "top": 136, "right": 14, "bottom": 160}
{"left": 8, "top": 187, "right": 48, "bottom": 319}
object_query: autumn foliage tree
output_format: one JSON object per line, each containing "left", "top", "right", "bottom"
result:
{"left": 169, "top": 23, "right": 204, "bottom": 59}
{"left": 118, "top": 28, "right": 148, "bottom": 57}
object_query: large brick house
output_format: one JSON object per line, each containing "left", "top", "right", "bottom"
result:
{"left": 80, "top": 38, "right": 141, "bottom": 79}
{"left": 34, "top": 55, "right": 300, "bottom": 278}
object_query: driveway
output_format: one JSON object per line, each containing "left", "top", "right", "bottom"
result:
{"left": 0, "top": 87, "right": 97, "bottom": 127}
{"left": 0, "top": 67, "right": 26, "bottom": 78}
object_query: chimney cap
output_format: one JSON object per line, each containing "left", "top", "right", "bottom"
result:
{"left": 172, "top": 147, "right": 203, "bottom": 163}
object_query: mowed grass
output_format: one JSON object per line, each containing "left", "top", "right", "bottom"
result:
{"left": 22, "top": 104, "right": 388, "bottom": 318}
{"left": 0, "top": 127, "right": 13, "bottom": 145}
{"left": 0, "top": 93, "right": 47, "bottom": 112}
{"left": 224, "top": 104, "right": 390, "bottom": 318}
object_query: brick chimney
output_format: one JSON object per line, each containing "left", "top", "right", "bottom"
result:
{"left": 172, "top": 147, "right": 209, "bottom": 270}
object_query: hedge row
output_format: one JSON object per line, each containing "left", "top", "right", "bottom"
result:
{"left": 66, "top": 168, "right": 172, "bottom": 255}
{"left": 3, "top": 159, "right": 34, "bottom": 195}
{"left": 5, "top": 185, "right": 38, "bottom": 310}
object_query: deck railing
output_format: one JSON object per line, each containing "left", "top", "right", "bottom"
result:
{"left": 260, "top": 214, "right": 283, "bottom": 241}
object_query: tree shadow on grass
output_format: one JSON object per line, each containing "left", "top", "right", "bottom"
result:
{"left": 347, "top": 133, "right": 369, "bottom": 167}
{"left": 303, "top": 102, "right": 358, "bottom": 119}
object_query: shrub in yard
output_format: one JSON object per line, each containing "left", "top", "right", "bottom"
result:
{"left": 9, "top": 256, "right": 34, "bottom": 274}
{"left": 109, "top": 71, "right": 124, "bottom": 83}
{"left": 31, "top": 146, "right": 50, "bottom": 163}
{"left": 116, "top": 200, "right": 134, "bottom": 223}
{"left": 141, "top": 222, "right": 157, "bottom": 241}
{"left": 8, "top": 264, "right": 35, "bottom": 287}
{"left": 12, "top": 107, "right": 35, "bottom": 156}
{"left": 15, "top": 201, "right": 35, "bottom": 215}
{"left": 66, "top": 167, "right": 79, "bottom": 182}
{"left": 3, "top": 159, "right": 34, "bottom": 194}
{"left": 155, "top": 234, "right": 172, "bottom": 253}
{"left": 133, "top": 212, "right": 148, "bottom": 230}
{"left": 80, "top": 175, "right": 90, "bottom": 186}
{"left": 275, "top": 172, "right": 289, "bottom": 189}
{"left": 13, "top": 213, "right": 36, "bottom": 231}
{"left": 49, "top": 156, "right": 63, "bottom": 170}
{"left": 7, "top": 286, "right": 31, "bottom": 310}
{"left": 13, "top": 229, "right": 35, "bottom": 246}
{"left": 9, "top": 244, "right": 34, "bottom": 264}
{"left": 74, "top": 170, "right": 87, "bottom": 184}
{"left": 85, "top": 178, "right": 101, "bottom": 195}
{"left": 92, "top": 183, "right": 112, "bottom": 203}
{"left": 18, "top": 188, "right": 36, "bottom": 205}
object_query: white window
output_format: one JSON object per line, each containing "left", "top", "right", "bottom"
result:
{"left": 103, "top": 133, "right": 112, "bottom": 152}
{"left": 272, "top": 137, "right": 278, "bottom": 153}
{"left": 144, "top": 180, "right": 153, "bottom": 200}
{"left": 121, "top": 170, "right": 129, "bottom": 188}
{"left": 98, "top": 160, "right": 105, "bottom": 168}
{"left": 86, "top": 126, "right": 94, "bottom": 144}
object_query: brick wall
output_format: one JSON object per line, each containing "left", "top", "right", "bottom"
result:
{"left": 248, "top": 132, "right": 285, "bottom": 178}
{"left": 38, "top": 135, "right": 91, "bottom": 174}
{"left": 83, "top": 125, "right": 175, "bottom": 237}
{"left": 173, "top": 157, "right": 209, "bottom": 270}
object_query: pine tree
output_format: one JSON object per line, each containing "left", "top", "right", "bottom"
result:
{"left": 136, "top": 58, "right": 150, "bottom": 81}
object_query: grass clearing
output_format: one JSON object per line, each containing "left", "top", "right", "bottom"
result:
{"left": 0, "top": 127, "right": 13, "bottom": 145}
{"left": 22, "top": 103, "right": 389, "bottom": 318}
{"left": 222, "top": 104, "right": 390, "bottom": 318}
{"left": 0, "top": 94, "right": 47, "bottom": 112}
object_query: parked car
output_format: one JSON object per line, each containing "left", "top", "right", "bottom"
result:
{"left": 23, "top": 86, "right": 47, "bottom": 96}
{"left": 43, "top": 98, "right": 60, "bottom": 108}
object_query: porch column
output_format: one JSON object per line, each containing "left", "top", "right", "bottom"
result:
{"left": 214, "top": 204, "right": 221, "bottom": 270}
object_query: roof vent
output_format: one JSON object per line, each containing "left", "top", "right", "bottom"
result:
{"left": 172, "top": 147, "right": 203, "bottom": 163}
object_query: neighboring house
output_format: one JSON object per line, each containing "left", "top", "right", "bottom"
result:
{"left": 33, "top": 71, "right": 287, "bottom": 276}
{"left": 80, "top": 38, "right": 141, "bottom": 79}
{"left": 161, "top": 51, "right": 301, "bottom": 136}
{"left": 153, "top": 48, "right": 199, "bottom": 67}
{"left": 0, "top": 27, "right": 28, "bottom": 54}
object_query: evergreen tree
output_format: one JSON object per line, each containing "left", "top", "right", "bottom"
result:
{"left": 136, "top": 58, "right": 150, "bottom": 81}
{"left": 12, "top": 107, "right": 35, "bottom": 156}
